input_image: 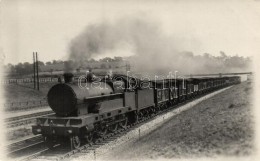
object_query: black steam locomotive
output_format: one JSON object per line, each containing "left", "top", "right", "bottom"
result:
{"left": 32, "top": 73, "right": 241, "bottom": 149}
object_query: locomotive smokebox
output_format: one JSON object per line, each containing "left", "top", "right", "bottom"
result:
{"left": 64, "top": 73, "right": 74, "bottom": 83}
{"left": 47, "top": 81, "right": 115, "bottom": 116}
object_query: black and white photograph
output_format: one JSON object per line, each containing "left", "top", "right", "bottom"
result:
{"left": 0, "top": 0, "right": 259, "bottom": 160}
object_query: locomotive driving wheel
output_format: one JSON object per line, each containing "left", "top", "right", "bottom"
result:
{"left": 108, "top": 123, "right": 118, "bottom": 133}
{"left": 119, "top": 118, "right": 128, "bottom": 129}
{"left": 98, "top": 124, "right": 108, "bottom": 138}
{"left": 85, "top": 132, "right": 94, "bottom": 143}
{"left": 70, "top": 135, "right": 81, "bottom": 149}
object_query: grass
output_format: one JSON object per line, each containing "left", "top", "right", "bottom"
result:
{"left": 228, "top": 103, "right": 235, "bottom": 109}
{"left": 7, "top": 126, "right": 32, "bottom": 141}
{"left": 4, "top": 82, "right": 56, "bottom": 107}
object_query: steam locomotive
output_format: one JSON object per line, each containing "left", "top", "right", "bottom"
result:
{"left": 32, "top": 73, "right": 241, "bottom": 149}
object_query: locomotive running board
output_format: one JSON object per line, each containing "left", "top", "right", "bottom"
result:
{"left": 84, "top": 93, "right": 124, "bottom": 103}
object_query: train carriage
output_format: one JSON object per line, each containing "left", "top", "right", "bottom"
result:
{"left": 186, "top": 78, "right": 196, "bottom": 99}
{"left": 151, "top": 80, "right": 169, "bottom": 110}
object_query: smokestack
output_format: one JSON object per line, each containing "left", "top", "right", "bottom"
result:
{"left": 63, "top": 73, "right": 74, "bottom": 83}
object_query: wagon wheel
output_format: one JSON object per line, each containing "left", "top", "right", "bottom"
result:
{"left": 70, "top": 135, "right": 81, "bottom": 149}
{"left": 119, "top": 118, "right": 128, "bottom": 129}
{"left": 147, "top": 109, "right": 153, "bottom": 117}
{"left": 108, "top": 123, "right": 118, "bottom": 133}
{"left": 85, "top": 132, "right": 94, "bottom": 143}
{"left": 143, "top": 110, "right": 149, "bottom": 117}
{"left": 150, "top": 107, "right": 155, "bottom": 114}
{"left": 159, "top": 104, "right": 163, "bottom": 110}
{"left": 138, "top": 112, "right": 143, "bottom": 121}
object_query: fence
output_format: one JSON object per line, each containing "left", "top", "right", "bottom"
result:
{"left": 1, "top": 78, "right": 59, "bottom": 84}
{"left": 4, "top": 100, "right": 48, "bottom": 109}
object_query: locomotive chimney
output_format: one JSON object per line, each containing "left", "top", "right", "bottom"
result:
{"left": 63, "top": 73, "right": 74, "bottom": 83}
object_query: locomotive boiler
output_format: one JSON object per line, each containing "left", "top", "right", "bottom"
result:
{"left": 48, "top": 73, "right": 127, "bottom": 117}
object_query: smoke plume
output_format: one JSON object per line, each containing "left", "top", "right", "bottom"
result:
{"left": 67, "top": 17, "right": 252, "bottom": 75}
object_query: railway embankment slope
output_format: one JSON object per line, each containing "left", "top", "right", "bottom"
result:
{"left": 100, "top": 81, "right": 254, "bottom": 159}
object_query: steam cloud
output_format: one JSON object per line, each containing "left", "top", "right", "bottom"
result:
{"left": 67, "top": 17, "right": 252, "bottom": 75}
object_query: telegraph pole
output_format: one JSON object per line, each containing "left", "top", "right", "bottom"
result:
{"left": 36, "top": 52, "right": 39, "bottom": 90}
{"left": 126, "top": 62, "right": 130, "bottom": 72}
{"left": 33, "top": 52, "right": 36, "bottom": 89}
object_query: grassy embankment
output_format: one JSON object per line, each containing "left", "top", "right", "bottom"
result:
{"left": 100, "top": 81, "right": 254, "bottom": 159}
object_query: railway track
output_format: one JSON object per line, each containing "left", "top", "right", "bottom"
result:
{"left": 27, "top": 119, "right": 150, "bottom": 161}
{"left": 7, "top": 135, "right": 48, "bottom": 160}
{"left": 9, "top": 102, "right": 180, "bottom": 161}
{"left": 7, "top": 86, "right": 232, "bottom": 161}
{"left": 6, "top": 110, "right": 54, "bottom": 128}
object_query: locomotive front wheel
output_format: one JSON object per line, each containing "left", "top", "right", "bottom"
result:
{"left": 70, "top": 135, "right": 81, "bottom": 149}
{"left": 45, "top": 136, "right": 56, "bottom": 149}
{"left": 85, "top": 132, "right": 94, "bottom": 143}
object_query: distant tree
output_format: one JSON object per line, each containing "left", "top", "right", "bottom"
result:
{"left": 89, "top": 58, "right": 96, "bottom": 62}
{"left": 14, "top": 62, "right": 33, "bottom": 75}
{"left": 37, "top": 61, "right": 45, "bottom": 66}
{"left": 220, "top": 51, "right": 227, "bottom": 58}
{"left": 5, "top": 63, "right": 15, "bottom": 73}
{"left": 64, "top": 60, "right": 75, "bottom": 71}
{"left": 114, "top": 57, "right": 123, "bottom": 62}
{"left": 56, "top": 60, "right": 64, "bottom": 64}
{"left": 7, "top": 63, "right": 14, "bottom": 70}
{"left": 52, "top": 60, "right": 58, "bottom": 64}
{"left": 101, "top": 64, "right": 107, "bottom": 68}
{"left": 100, "top": 57, "right": 113, "bottom": 62}
{"left": 50, "top": 69, "right": 54, "bottom": 75}
{"left": 203, "top": 53, "right": 211, "bottom": 58}
{"left": 46, "top": 61, "right": 52, "bottom": 65}
{"left": 15, "top": 63, "right": 23, "bottom": 74}
{"left": 23, "top": 62, "right": 30, "bottom": 66}
{"left": 76, "top": 68, "right": 80, "bottom": 73}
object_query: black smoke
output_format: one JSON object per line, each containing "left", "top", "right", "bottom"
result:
{"left": 67, "top": 17, "right": 252, "bottom": 75}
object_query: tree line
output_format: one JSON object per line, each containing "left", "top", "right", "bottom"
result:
{"left": 4, "top": 57, "right": 124, "bottom": 75}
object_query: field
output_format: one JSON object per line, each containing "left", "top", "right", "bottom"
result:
{"left": 99, "top": 81, "right": 254, "bottom": 159}
{"left": 4, "top": 83, "right": 56, "bottom": 110}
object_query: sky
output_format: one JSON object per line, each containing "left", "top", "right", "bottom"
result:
{"left": 1, "top": 0, "right": 260, "bottom": 65}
